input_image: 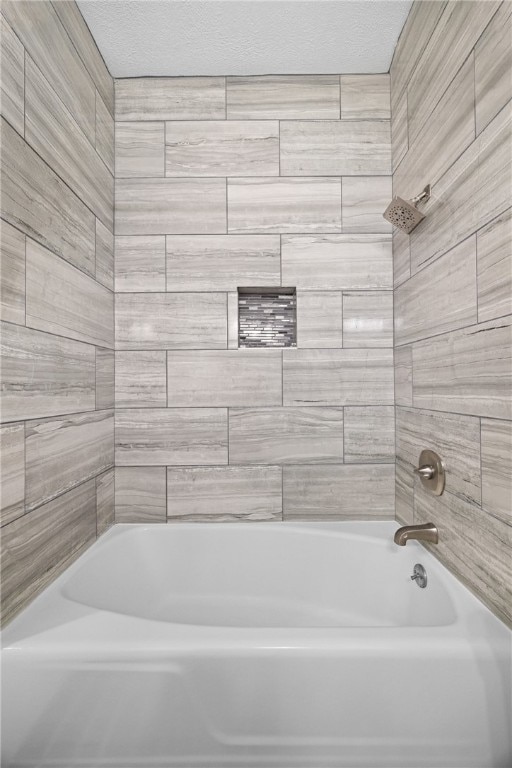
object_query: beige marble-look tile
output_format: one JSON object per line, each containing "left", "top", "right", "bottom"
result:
{"left": 475, "top": 2, "right": 512, "bottom": 135}
{"left": 391, "top": 89, "right": 408, "bottom": 172}
{"left": 26, "top": 239, "right": 114, "bottom": 349}
{"left": 115, "top": 467, "right": 167, "bottom": 523}
{"left": 115, "top": 236, "right": 166, "bottom": 292}
{"left": 95, "top": 92, "right": 114, "bottom": 175}
{"left": 1, "top": 479, "right": 97, "bottom": 625}
{"left": 0, "top": 15, "right": 24, "bottom": 136}
{"left": 477, "top": 209, "right": 512, "bottom": 323}
{"left": 227, "top": 292, "right": 238, "bottom": 349}
{"left": 396, "top": 458, "right": 414, "bottom": 525}
{"left": 115, "top": 122, "right": 165, "bottom": 178}
{"left": 392, "top": 227, "right": 410, "bottom": 288}
{"left": 167, "top": 350, "right": 282, "bottom": 407}
{"left": 394, "top": 345, "right": 413, "bottom": 407}
{"left": 339, "top": 75, "right": 390, "bottom": 120}
{"left": 115, "top": 351, "right": 167, "bottom": 408}
{"left": 344, "top": 407, "right": 394, "bottom": 463}
{"left": 116, "top": 177, "right": 227, "bottom": 235}
{"left": 343, "top": 291, "right": 393, "bottom": 348}
{"left": 115, "top": 77, "right": 226, "bottom": 121}
{"left": 0, "top": 220, "right": 25, "bottom": 325}
{"left": 227, "top": 178, "right": 341, "bottom": 234}
{"left": 414, "top": 489, "right": 511, "bottom": 628}
{"left": 25, "top": 56, "right": 113, "bottom": 232}
{"left": 166, "top": 234, "right": 280, "bottom": 291}
{"left": 406, "top": 1, "right": 501, "bottom": 145}
{"left": 115, "top": 408, "right": 228, "bottom": 466}
{"left": 395, "top": 236, "right": 478, "bottom": 346}
{"left": 3, "top": 0, "right": 96, "bottom": 142}
{"left": 282, "top": 235, "right": 392, "bottom": 290}
{"left": 95, "top": 219, "right": 114, "bottom": 291}
{"left": 96, "top": 348, "right": 114, "bottom": 410}
{"left": 410, "top": 87, "right": 511, "bottom": 273}
{"left": 25, "top": 410, "right": 114, "bottom": 512}
{"left": 226, "top": 75, "right": 340, "bottom": 119}
{"left": 283, "top": 464, "right": 395, "bottom": 519}
{"left": 280, "top": 121, "right": 391, "bottom": 176}
{"left": 297, "top": 291, "right": 342, "bottom": 348}
{"left": 0, "top": 423, "right": 24, "bottom": 528}
{"left": 394, "top": 56, "right": 475, "bottom": 202}
{"left": 1, "top": 322, "right": 95, "bottom": 422}
{"left": 165, "top": 121, "right": 279, "bottom": 177}
{"left": 283, "top": 348, "right": 394, "bottom": 406}
{"left": 96, "top": 468, "right": 114, "bottom": 535}
{"left": 51, "top": 0, "right": 114, "bottom": 116}
{"left": 115, "top": 293, "right": 227, "bottom": 350}
{"left": 396, "top": 406, "right": 481, "bottom": 506}
{"left": 481, "top": 418, "right": 512, "bottom": 526}
{"left": 412, "top": 318, "right": 512, "bottom": 420}
{"left": 1, "top": 117, "right": 95, "bottom": 277}
{"left": 167, "top": 466, "right": 282, "bottom": 522}
{"left": 229, "top": 407, "right": 344, "bottom": 464}
{"left": 341, "top": 177, "right": 392, "bottom": 234}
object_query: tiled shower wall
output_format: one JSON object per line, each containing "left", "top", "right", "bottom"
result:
{"left": 391, "top": 1, "right": 512, "bottom": 625}
{"left": 0, "top": 1, "right": 115, "bottom": 624}
{"left": 114, "top": 75, "right": 395, "bottom": 522}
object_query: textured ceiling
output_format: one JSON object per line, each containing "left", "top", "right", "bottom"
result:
{"left": 77, "top": 0, "right": 412, "bottom": 78}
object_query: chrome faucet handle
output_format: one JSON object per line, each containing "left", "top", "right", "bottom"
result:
{"left": 414, "top": 465, "right": 435, "bottom": 479}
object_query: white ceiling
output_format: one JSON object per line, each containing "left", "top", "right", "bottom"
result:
{"left": 77, "top": 0, "right": 412, "bottom": 78}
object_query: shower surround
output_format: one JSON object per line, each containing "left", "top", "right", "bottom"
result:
{"left": 113, "top": 74, "right": 395, "bottom": 523}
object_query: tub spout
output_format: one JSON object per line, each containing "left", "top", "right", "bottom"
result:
{"left": 394, "top": 523, "right": 438, "bottom": 546}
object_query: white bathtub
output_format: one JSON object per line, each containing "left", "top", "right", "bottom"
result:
{"left": 1, "top": 521, "right": 511, "bottom": 768}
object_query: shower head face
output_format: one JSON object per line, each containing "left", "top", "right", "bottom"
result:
{"left": 383, "top": 196, "right": 425, "bottom": 234}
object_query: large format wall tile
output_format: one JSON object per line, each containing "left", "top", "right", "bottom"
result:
{"left": 475, "top": 2, "right": 512, "bottom": 135}
{"left": 95, "top": 348, "right": 114, "bottom": 410}
{"left": 283, "top": 464, "right": 395, "bottom": 519}
{"left": 0, "top": 423, "right": 24, "bottom": 528}
{"left": 341, "top": 176, "right": 392, "bottom": 233}
{"left": 280, "top": 121, "right": 391, "bottom": 176}
{"left": 477, "top": 209, "right": 512, "bottom": 323}
{"left": 415, "top": 489, "right": 511, "bottom": 628}
{"left": 296, "top": 291, "right": 343, "bottom": 348}
{"left": 116, "top": 178, "right": 227, "bottom": 235}
{"left": 116, "top": 293, "right": 227, "bottom": 349}
{"left": 95, "top": 219, "right": 114, "bottom": 291}
{"left": 1, "top": 480, "right": 97, "bottom": 625}
{"left": 2, "top": 0, "right": 96, "bottom": 142}
{"left": 115, "top": 408, "right": 228, "bottom": 466}
{"left": 394, "top": 236, "right": 477, "bottom": 346}
{"left": 339, "top": 75, "right": 390, "bottom": 120}
{"left": 392, "top": 228, "right": 410, "bottom": 288}
{"left": 227, "top": 178, "right": 341, "bottom": 234}
{"left": 342, "top": 291, "right": 393, "bottom": 348}
{"left": 282, "top": 235, "right": 392, "bottom": 290}
{"left": 229, "top": 407, "right": 344, "bottom": 464}
{"left": 226, "top": 75, "right": 340, "bottom": 119}
{"left": 0, "top": 15, "right": 24, "bottom": 136}
{"left": 96, "top": 469, "right": 114, "bottom": 535}
{"left": 26, "top": 240, "right": 114, "bottom": 348}
{"left": 0, "top": 221, "right": 25, "bottom": 325}
{"left": 115, "top": 77, "right": 226, "bottom": 121}
{"left": 25, "top": 410, "right": 114, "bottom": 512}
{"left": 396, "top": 407, "right": 481, "bottom": 506}
{"left": 344, "top": 407, "right": 394, "bottom": 463}
{"left": 283, "top": 349, "right": 394, "bottom": 406}
{"left": 167, "top": 466, "right": 282, "bottom": 521}
{"left": 115, "top": 467, "right": 167, "bottom": 523}
{"left": 115, "top": 351, "right": 167, "bottom": 408}
{"left": 95, "top": 94, "right": 115, "bottom": 175}
{"left": 1, "top": 322, "right": 96, "bottom": 422}
{"left": 394, "top": 345, "right": 413, "bottom": 407}
{"left": 167, "top": 350, "right": 282, "bottom": 407}
{"left": 166, "top": 234, "right": 280, "bottom": 291}
{"left": 25, "top": 56, "right": 113, "bottom": 231}
{"left": 391, "top": 90, "right": 407, "bottom": 172}
{"left": 481, "top": 418, "right": 512, "bottom": 526}
{"left": 115, "top": 122, "right": 165, "bottom": 178}
{"left": 115, "top": 236, "right": 166, "bottom": 292}
{"left": 165, "top": 121, "right": 279, "bottom": 177}
{"left": 412, "top": 318, "right": 512, "bottom": 419}
{"left": 1, "top": 117, "right": 95, "bottom": 276}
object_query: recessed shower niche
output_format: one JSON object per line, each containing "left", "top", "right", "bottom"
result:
{"left": 238, "top": 288, "right": 297, "bottom": 348}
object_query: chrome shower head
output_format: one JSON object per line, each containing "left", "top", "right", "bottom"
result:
{"left": 383, "top": 185, "right": 431, "bottom": 234}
